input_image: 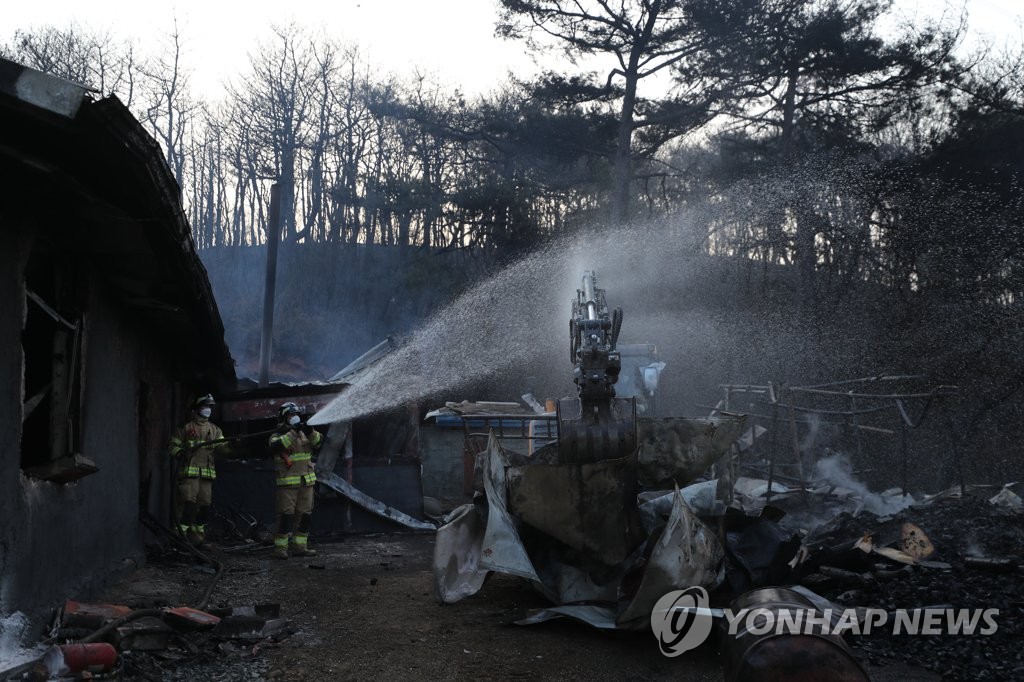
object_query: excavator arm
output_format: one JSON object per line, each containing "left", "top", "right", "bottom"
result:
{"left": 557, "top": 271, "right": 637, "bottom": 463}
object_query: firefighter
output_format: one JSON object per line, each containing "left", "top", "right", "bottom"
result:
{"left": 269, "top": 402, "right": 322, "bottom": 559}
{"left": 169, "top": 393, "right": 228, "bottom": 547}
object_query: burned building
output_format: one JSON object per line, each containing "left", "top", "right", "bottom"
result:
{"left": 0, "top": 59, "right": 234, "bottom": 625}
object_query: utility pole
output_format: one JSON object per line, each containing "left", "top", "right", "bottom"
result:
{"left": 258, "top": 183, "right": 282, "bottom": 388}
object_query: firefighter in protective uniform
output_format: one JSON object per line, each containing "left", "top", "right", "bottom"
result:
{"left": 169, "top": 393, "right": 228, "bottom": 546}
{"left": 269, "top": 402, "right": 322, "bottom": 559}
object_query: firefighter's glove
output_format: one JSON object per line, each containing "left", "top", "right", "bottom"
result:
{"left": 281, "top": 453, "right": 293, "bottom": 468}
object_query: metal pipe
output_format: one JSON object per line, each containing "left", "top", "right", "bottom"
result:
{"left": 789, "top": 386, "right": 958, "bottom": 399}
{"left": 795, "top": 374, "right": 926, "bottom": 390}
{"left": 787, "top": 399, "right": 807, "bottom": 500}
{"left": 582, "top": 270, "right": 597, "bottom": 320}
{"left": 258, "top": 183, "right": 282, "bottom": 388}
{"left": 80, "top": 608, "right": 165, "bottom": 645}
{"left": 694, "top": 404, "right": 893, "bottom": 429}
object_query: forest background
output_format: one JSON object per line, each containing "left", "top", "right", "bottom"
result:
{"left": 4, "top": 0, "right": 1024, "bottom": 490}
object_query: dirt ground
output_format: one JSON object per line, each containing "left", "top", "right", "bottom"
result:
{"left": 76, "top": 531, "right": 954, "bottom": 682}
{"left": 94, "top": 532, "right": 721, "bottom": 681}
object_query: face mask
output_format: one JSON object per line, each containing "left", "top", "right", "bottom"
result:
{"left": 287, "top": 415, "right": 301, "bottom": 427}
{"left": 198, "top": 407, "right": 212, "bottom": 418}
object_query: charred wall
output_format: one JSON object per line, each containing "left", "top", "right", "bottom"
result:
{"left": 0, "top": 219, "right": 27, "bottom": 614}
{"left": 0, "top": 215, "right": 182, "bottom": 627}
{"left": 0, "top": 60, "right": 235, "bottom": 635}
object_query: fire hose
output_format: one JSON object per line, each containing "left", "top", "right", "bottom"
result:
{"left": 169, "top": 426, "right": 285, "bottom": 539}
{"left": 186, "top": 425, "right": 283, "bottom": 452}
{"left": 0, "top": 516, "right": 221, "bottom": 680}
{"left": 140, "top": 512, "right": 222, "bottom": 610}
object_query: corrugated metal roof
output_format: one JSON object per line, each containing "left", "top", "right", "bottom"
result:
{"left": 328, "top": 336, "right": 401, "bottom": 383}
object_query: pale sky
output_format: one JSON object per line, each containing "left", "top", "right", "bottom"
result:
{"left": 3, "top": 0, "right": 1021, "bottom": 100}
{"left": 2, "top": 0, "right": 539, "bottom": 98}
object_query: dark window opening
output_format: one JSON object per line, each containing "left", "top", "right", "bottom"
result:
{"left": 21, "top": 249, "right": 86, "bottom": 476}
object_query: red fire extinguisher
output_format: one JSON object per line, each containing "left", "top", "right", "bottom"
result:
{"left": 44, "top": 643, "right": 118, "bottom": 674}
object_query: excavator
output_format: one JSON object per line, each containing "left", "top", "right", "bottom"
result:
{"left": 556, "top": 270, "right": 638, "bottom": 463}
{"left": 433, "top": 269, "right": 747, "bottom": 631}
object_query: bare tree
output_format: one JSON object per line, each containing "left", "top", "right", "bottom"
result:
{"left": 326, "top": 47, "right": 376, "bottom": 244}
{"left": 139, "top": 18, "right": 198, "bottom": 188}
{"left": 8, "top": 24, "right": 141, "bottom": 105}
{"left": 226, "top": 24, "right": 320, "bottom": 243}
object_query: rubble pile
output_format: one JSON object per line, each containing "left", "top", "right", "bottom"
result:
{"left": 794, "top": 495, "right": 1024, "bottom": 681}
{"left": 2, "top": 546, "right": 291, "bottom": 681}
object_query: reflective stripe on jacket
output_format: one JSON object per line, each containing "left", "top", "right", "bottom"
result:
{"left": 270, "top": 428, "right": 322, "bottom": 487}
{"left": 170, "top": 418, "right": 224, "bottom": 479}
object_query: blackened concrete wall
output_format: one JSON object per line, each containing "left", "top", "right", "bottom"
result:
{"left": 0, "top": 221, "right": 181, "bottom": 627}
{"left": 0, "top": 220, "right": 29, "bottom": 615}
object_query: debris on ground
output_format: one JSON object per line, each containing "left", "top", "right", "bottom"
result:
{"left": 6, "top": 534, "right": 735, "bottom": 681}
{"left": 432, "top": 424, "right": 1023, "bottom": 682}
{"left": 794, "top": 494, "right": 1024, "bottom": 681}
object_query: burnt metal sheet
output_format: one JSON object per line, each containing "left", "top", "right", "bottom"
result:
{"left": 478, "top": 436, "right": 545, "bottom": 586}
{"left": 433, "top": 503, "right": 489, "bottom": 604}
{"left": 329, "top": 336, "right": 400, "bottom": 383}
{"left": 638, "top": 479, "right": 719, "bottom": 533}
{"left": 636, "top": 415, "right": 747, "bottom": 487}
{"left": 506, "top": 452, "right": 641, "bottom": 567}
{"left": 534, "top": 552, "right": 623, "bottom": 605}
{"left": 432, "top": 428, "right": 737, "bottom": 627}
{"left": 319, "top": 472, "right": 435, "bottom": 531}
{"left": 617, "top": 487, "right": 725, "bottom": 626}
{"left": 314, "top": 421, "right": 351, "bottom": 479}
{"left": 515, "top": 604, "right": 620, "bottom": 629}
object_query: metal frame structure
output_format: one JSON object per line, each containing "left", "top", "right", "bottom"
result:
{"left": 708, "top": 375, "right": 960, "bottom": 501}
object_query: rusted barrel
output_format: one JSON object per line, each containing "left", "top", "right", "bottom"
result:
{"left": 721, "top": 587, "right": 870, "bottom": 682}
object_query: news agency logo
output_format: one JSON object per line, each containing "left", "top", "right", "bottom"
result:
{"left": 650, "top": 587, "right": 714, "bottom": 656}
{"left": 719, "top": 606, "right": 999, "bottom": 638}
{"left": 651, "top": 588, "right": 1000, "bottom": 657}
